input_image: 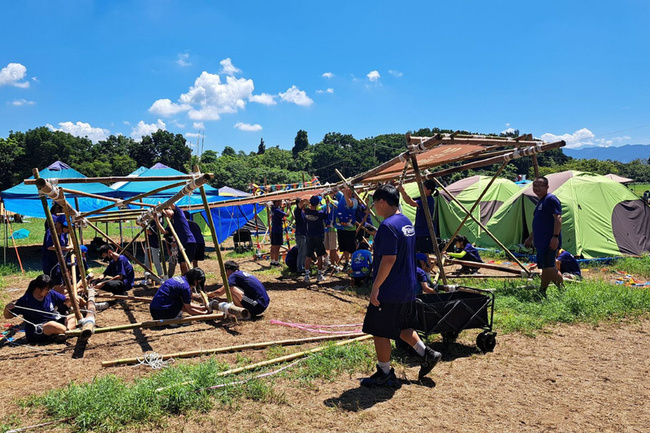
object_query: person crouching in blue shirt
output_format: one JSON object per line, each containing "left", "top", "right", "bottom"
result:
{"left": 93, "top": 244, "right": 135, "bottom": 295}
{"left": 207, "top": 261, "right": 270, "bottom": 317}
{"left": 447, "top": 235, "right": 483, "bottom": 274}
{"left": 3, "top": 274, "right": 75, "bottom": 343}
{"left": 556, "top": 248, "right": 582, "bottom": 281}
{"left": 149, "top": 268, "right": 209, "bottom": 320}
{"left": 351, "top": 241, "right": 373, "bottom": 287}
{"left": 361, "top": 184, "right": 442, "bottom": 387}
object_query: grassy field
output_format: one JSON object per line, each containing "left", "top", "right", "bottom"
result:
{"left": 628, "top": 182, "right": 650, "bottom": 198}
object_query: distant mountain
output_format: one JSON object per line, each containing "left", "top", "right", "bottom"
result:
{"left": 563, "top": 144, "right": 650, "bottom": 163}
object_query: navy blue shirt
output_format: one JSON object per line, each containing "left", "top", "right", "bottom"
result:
{"left": 188, "top": 220, "right": 205, "bottom": 245}
{"left": 351, "top": 249, "right": 372, "bottom": 278}
{"left": 294, "top": 207, "right": 307, "bottom": 236}
{"left": 533, "top": 193, "right": 562, "bottom": 251}
{"left": 413, "top": 267, "right": 429, "bottom": 295}
{"left": 372, "top": 213, "right": 416, "bottom": 304}
{"left": 147, "top": 223, "right": 160, "bottom": 249}
{"left": 334, "top": 192, "right": 357, "bottom": 231}
{"left": 557, "top": 250, "right": 581, "bottom": 276}
{"left": 228, "top": 270, "right": 269, "bottom": 308}
{"left": 304, "top": 208, "right": 327, "bottom": 236}
{"left": 271, "top": 206, "right": 286, "bottom": 234}
{"left": 41, "top": 230, "right": 68, "bottom": 275}
{"left": 149, "top": 276, "right": 192, "bottom": 312}
{"left": 170, "top": 206, "right": 196, "bottom": 246}
{"left": 463, "top": 243, "right": 483, "bottom": 263}
{"left": 414, "top": 195, "right": 437, "bottom": 236}
{"left": 15, "top": 290, "right": 67, "bottom": 341}
{"left": 104, "top": 255, "right": 135, "bottom": 290}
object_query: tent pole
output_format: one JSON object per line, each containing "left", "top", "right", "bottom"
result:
{"left": 2, "top": 201, "right": 7, "bottom": 265}
{"left": 408, "top": 153, "right": 448, "bottom": 285}
{"left": 74, "top": 197, "right": 84, "bottom": 246}
{"left": 430, "top": 176, "right": 531, "bottom": 275}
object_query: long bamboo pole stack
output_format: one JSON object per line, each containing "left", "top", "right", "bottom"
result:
{"left": 102, "top": 333, "right": 366, "bottom": 367}
{"left": 65, "top": 312, "right": 226, "bottom": 337}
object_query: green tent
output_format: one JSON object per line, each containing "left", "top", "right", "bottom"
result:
{"left": 400, "top": 176, "right": 520, "bottom": 242}
{"left": 479, "top": 171, "right": 650, "bottom": 258}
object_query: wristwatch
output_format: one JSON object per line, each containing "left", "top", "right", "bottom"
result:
{"left": 552, "top": 234, "right": 559, "bottom": 238}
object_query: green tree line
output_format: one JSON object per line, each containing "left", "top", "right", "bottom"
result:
{"left": 1, "top": 126, "right": 648, "bottom": 193}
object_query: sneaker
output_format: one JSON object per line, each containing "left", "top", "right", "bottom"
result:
{"left": 95, "top": 302, "right": 110, "bottom": 312}
{"left": 360, "top": 365, "right": 400, "bottom": 388}
{"left": 317, "top": 273, "right": 325, "bottom": 282}
{"left": 303, "top": 274, "right": 310, "bottom": 283}
{"left": 418, "top": 346, "right": 442, "bottom": 379}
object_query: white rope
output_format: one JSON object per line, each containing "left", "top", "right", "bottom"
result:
{"left": 134, "top": 352, "right": 173, "bottom": 369}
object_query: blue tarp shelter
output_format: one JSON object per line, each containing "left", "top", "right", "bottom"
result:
{"left": 0, "top": 161, "right": 122, "bottom": 218}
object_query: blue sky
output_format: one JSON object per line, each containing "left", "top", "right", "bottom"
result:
{"left": 2, "top": 1, "right": 649, "bottom": 155}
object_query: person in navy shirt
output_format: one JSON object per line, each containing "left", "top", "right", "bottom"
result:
{"left": 556, "top": 248, "right": 582, "bottom": 280}
{"left": 398, "top": 180, "right": 438, "bottom": 254}
{"left": 93, "top": 244, "right": 135, "bottom": 295}
{"left": 361, "top": 184, "right": 441, "bottom": 387}
{"left": 3, "top": 274, "right": 75, "bottom": 343}
{"left": 207, "top": 261, "right": 270, "bottom": 317}
{"left": 149, "top": 268, "right": 209, "bottom": 320}
{"left": 41, "top": 215, "right": 71, "bottom": 275}
{"left": 184, "top": 211, "right": 206, "bottom": 269}
{"left": 304, "top": 196, "right": 328, "bottom": 282}
{"left": 447, "top": 235, "right": 483, "bottom": 274}
{"left": 163, "top": 205, "right": 196, "bottom": 275}
{"left": 350, "top": 241, "right": 373, "bottom": 286}
{"left": 269, "top": 200, "right": 286, "bottom": 266}
{"left": 334, "top": 187, "right": 358, "bottom": 266}
{"left": 525, "top": 176, "right": 564, "bottom": 295}
{"left": 293, "top": 198, "right": 309, "bottom": 274}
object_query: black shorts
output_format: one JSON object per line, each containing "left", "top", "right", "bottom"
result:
{"left": 537, "top": 247, "right": 557, "bottom": 269}
{"left": 362, "top": 301, "right": 419, "bottom": 340}
{"left": 337, "top": 230, "right": 356, "bottom": 254}
{"left": 178, "top": 243, "right": 196, "bottom": 264}
{"left": 270, "top": 232, "right": 283, "bottom": 246}
{"left": 416, "top": 235, "right": 435, "bottom": 254}
{"left": 194, "top": 243, "right": 206, "bottom": 261}
{"left": 241, "top": 296, "right": 267, "bottom": 316}
{"left": 150, "top": 306, "right": 183, "bottom": 320}
{"left": 306, "top": 235, "right": 326, "bottom": 257}
{"left": 103, "top": 279, "right": 126, "bottom": 295}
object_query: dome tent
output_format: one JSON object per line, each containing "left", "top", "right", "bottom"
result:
{"left": 479, "top": 171, "right": 650, "bottom": 258}
{"left": 400, "top": 175, "right": 520, "bottom": 242}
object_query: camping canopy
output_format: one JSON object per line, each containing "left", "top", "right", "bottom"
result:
{"left": 479, "top": 171, "right": 650, "bottom": 258}
{"left": 1, "top": 161, "right": 122, "bottom": 218}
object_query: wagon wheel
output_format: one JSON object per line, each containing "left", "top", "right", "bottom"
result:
{"left": 442, "top": 331, "right": 460, "bottom": 347}
{"left": 476, "top": 331, "right": 497, "bottom": 353}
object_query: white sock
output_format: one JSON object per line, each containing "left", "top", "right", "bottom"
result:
{"left": 413, "top": 340, "right": 426, "bottom": 357}
{"left": 377, "top": 361, "right": 391, "bottom": 374}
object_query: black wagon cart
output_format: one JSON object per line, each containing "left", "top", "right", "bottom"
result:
{"left": 415, "top": 286, "right": 496, "bottom": 352}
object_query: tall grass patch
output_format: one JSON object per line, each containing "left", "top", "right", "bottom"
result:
{"left": 611, "top": 255, "right": 650, "bottom": 279}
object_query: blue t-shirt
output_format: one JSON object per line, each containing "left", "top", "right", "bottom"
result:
{"left": 533, "top": 193, "right": 562, "bottom": 251}
{"left": 324, "top": 202, "right": 337, "bottom": 233}
{"left": 304, "top": 208, "right": 327, "bottom": 236}
{"left": 271, "top": 206, "right": 286, "bottom": 234}
{"left": 414, "top": 195, "right": 437, "bottom": 236}
{"left": 351, "top": 249, "right": 372, "bottom": 278}
{"left": 372, "top": 213, "right": 416, "bottom": 304}
{"left": 228, "top": 270, "right": 269, "bottom": 308}
{"left": 334, "top": 192, "right": 358, "bottom": 231}
{"left": 147, "top": 223, "right": 160, "bottom": 249}
{"left": 41, "top": 230, "right": 68, "bottom": 275}
{"left": 15, "top": 290, "right": 67, "bottom": 341}
{"left": 188, "top": 220, "right": 205, "bottom": 245}
{"left": 463, "top": 243, "right": 483, "bottom": 263}
{"left": 170, "top": 206, "right": 196, "bottom": 245}
{"left": 104, "top": 255, "right": 135, "bottom": 290}
{"left": 294, "top": 207, "right": 307, "bottom": 236}
{"left": 285, "top": 246, "right": 298, "bottom": 271}
{"left": 149, "top": 276, "right": 192, "bottom": 312}
{"left": 413, "top": 267, "right": 429, "bottom": 295}
{"left": 557, "top": 250, "right": 581, "bottom": 276}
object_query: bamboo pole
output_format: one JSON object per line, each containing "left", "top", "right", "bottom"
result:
{"left": 81, "top": 286, "right": 97, "bottom": 340}
{"left": 118, "top": 225, "right": 146, "bottom": 257}
{"left": 334, "top": 168, "right": 378, "bottom": 220}
{"left": 431, "top": 177, "right": 531, "bottom": 276}
{"left": 205, "top": 183, "right": 330, "bottom": 209}
{"left": 5, "top": 210, "right": 25, "bottom": 274}
{"left": 102, "top": 333, "right": 367, "bottom": 367}
{"left": 198, "top": 180, "right": 234, "bottom": 304}
{"left": 155, "top": 334, "right": 372, "bottom": 391}
{"left": 59, "top": 187, "right": 155, "bottom": 208}
{"left": 33, "top": 170, "right": 83, "bottom": 321}
{"left": 65, "top": 312, "right": 226, "bottom": 337}
{"left": 96, "top": 293, "right": 153, "bottom": 302}
{"left": 408, "top": 153, "right": 448, "bottom": 285}
{"left": 73, "top": 197, "right": 84, "bottom": 246}
{"left": 63, "top": 203, "right": 90, "bottom": 315}
{"left": 446, "top": 258, "right": 526, "bottom": 275}
{"left": 532, "top": 154, "right": 540, "bottom": 178}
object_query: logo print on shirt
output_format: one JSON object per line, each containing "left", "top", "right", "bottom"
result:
{"left": 402, "top": 225, "right": 415, "bottom": 237}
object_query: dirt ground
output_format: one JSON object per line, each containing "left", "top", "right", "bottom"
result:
{"left": 1, "top": 245, "right": 648, "bottom": 432}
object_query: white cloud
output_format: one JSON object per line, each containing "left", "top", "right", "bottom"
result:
{"left": 122, "top": 120, "right": 131, "bottom": 126}
{"left": 220, "top": 58, "right": 241, "bottom": 75}
{"left": 501, "top": 127, "right": 516, "bottom": 135}
{"left": 172, "top": 120, "right": 186, "bottom": 128}
{"left": 47, "top": 121, "right": 109, "bottom": 142}
{"left": 279, "top": 85, "right": 313, "bottom": 106}
{"left": 11, "top": 99, "right": 35, "bottom": 106}
{"left": 322, "top": 72, "right": 334, "bottom": 78}
{"left": 234, "top": 122, "right": 262, "bottom": 132}
{"left": 367, "top": 70, "right": 380, "bottom": 82}
{"left": 193, "top": 122, "right": 205, "bottom": 130}
{"left": 180, "top": 72, "right": 254, "bottom": 117}
{"left": 176, "top": 52, "right": 191, "bottom": 67}
{"left": 131, "top": 119, "right": 166, "bottom": 141}
{"left": 149, "top": 98, "right": 191, "bottom": 116}
{"left": 249, "top": 93, "right": 277, "bottom": 105}
{"left": 388, "top": 69, "right": 403, "bottom": 77}
{"left": 541, "top": 128, "right": 609, "bottom": 149}
{"left": 0, "top": 63, "right": 30, "bottom": 88}
{"left": 316, "top": 88, "right": 334, "bottom": 94}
